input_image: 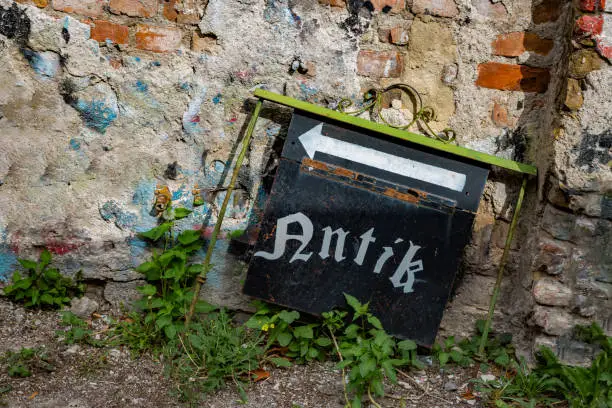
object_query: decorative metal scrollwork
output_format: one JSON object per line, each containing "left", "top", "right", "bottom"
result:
{"left": 335, "top": 83, "right": 456, "bottom": 144}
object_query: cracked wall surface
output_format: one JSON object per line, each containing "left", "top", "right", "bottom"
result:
{"left": 0, "top": 0, "right": 610, "bottom": 357}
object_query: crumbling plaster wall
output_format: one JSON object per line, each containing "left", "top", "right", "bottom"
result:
{"left": 0, "top": 0, "right": 609, "bottom": 356}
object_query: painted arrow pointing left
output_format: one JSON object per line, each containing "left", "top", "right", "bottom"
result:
{"left": 298, "top": 123, "right": 467, "bottom": 192}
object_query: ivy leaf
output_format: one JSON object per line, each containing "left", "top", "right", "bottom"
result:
{"left": 138, "top": 223, "right": 172, "bottom": 241}
{"left": 277, "top": 332, "right": 293, "bottom": 347}
{"left": 174, "top": 208, "right": 192, "bottom": 220}
{"left": 278, "top": 310, "right": 300, "bottom": 324}
{"left": 178, "top": 229, "right": 201, "bottom": 245}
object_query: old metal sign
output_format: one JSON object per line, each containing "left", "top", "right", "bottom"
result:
{"left": 243, "top": 111, "right": 489, "bottom": 346}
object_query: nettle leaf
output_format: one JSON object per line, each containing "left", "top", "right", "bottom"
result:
{"left": 438, "top": 352, "right": 450, "bottom": 366}
{"left": 194, "top": 301, "right": 217, "bottom": 314}
{"left": 444, "top": 336, "right": 456, "bottom": 349}
{"left": 367, "top": 315, "right": 383, "bottom": 330}
{"left": 137, "top": 284, "right": 157, "bottom": 296}
{"left": 138, "top": 222, "right": 172, "bottom": 241}
{"left": 382, "top": 360, "right": 398, "bottom": 383}
{"left": 174, "top": 208, "right": 192, "bottom": 220}
{"left": 359, "top": 357, "right": 376, "bottom": 377}
{"left": 188, "top": 334, "right": 203, "bottom": 350}
{"left": 164, "top": 324, "right": 177, "bottom": 339}
{"left": 177, "top": 229, "right": 200, "bottom": 245}
{"left": 315, "top": 337, "right": 332, "bottom": 347}
{"left": 293, "top": 325, "right": 314, "bottom": 339}
{"left": 344, "top": 293, "right": 362, "bottom": 313}
{"left": 155, "top": 314, "right": 172, "bottom": 329}
{"left": 135, "top": 261, "right": 158, "bottom": 274}
{"left": 18, "top": 259, "right": 37, "bottom": 271}
{"left": 397, "top": 339, "right": 417, "bottom": 351}
{"left": 278, "top": 309, "right": 300, "bottom": 324}
{"left": 277, "top": 332, "right": 293, "bottom": 347}
{"left": 270, "top": 357, "right": 292, "bottom": 368}
{"left": 450, "top": 350, "right": 463, "bottom": 363}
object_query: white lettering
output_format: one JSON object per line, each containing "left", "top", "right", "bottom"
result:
{"left": 354, "top": 228, "right": 376, "bottom": 266}
{"left": 254, "top": 212, "right": 314, "bottom": 263}
{"left": 319, "top": 227, "right": 350, "bottom": 262}
{"left": 389, "top": 241, "right": 424, "bottom": 293}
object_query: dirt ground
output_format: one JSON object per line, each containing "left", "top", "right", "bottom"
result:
{"left": 0, "top": 298, "right": 487, "bottom": 408}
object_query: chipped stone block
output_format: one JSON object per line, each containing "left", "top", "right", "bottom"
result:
{"left": 533, "top": 278, "right": 573, "bottom": 306}
{"left": 412, "top": 0, "right": 458, "bottom": 18}
{"left": 109, "top": 0, "right": 158, "bottom": 17}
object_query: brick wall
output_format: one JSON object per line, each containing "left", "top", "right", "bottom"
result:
{"left": 0, "top": 0, "right": 609, "bottom": 357}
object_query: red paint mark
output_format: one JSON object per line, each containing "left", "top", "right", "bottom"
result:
{"left": 596, "top": 37, "right": 612, "bottom": 60}
{"left": 575, "top": 15, "right": 604, "bottom": 36}
{"left": 190, "top": 115, "right": 200, "bottom": 123}
{"left": 45, "top": 241, "right": 82, "bottom": 255}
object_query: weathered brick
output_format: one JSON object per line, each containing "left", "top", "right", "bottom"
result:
{"left": 533, "top": 278, "right": 573, "bottom": 306}
{"left": 596, "top": 37, "right": 612, "bottom": 61}
{"left": 389, "top": 26, "right": 409, "bottom": 45}
{"left": 575, "top": 15, "right": 604, "bottom": 36}
{"left": 492, "top": 32, "right": 554, "bottom": 57}
{"left": 109, "top": 0, "right": 158, "bottom": 17}
{"left": 491, "top": 102, "right": 509, "bottom": 127}
{"left": 378, "top": 28, "right": 391, "bottom": 43}
{"left": 90, "top": 20, "right": 129, "bottom": 45}
{"left": 369, "top": 0, "right": 405, "bottom": 13}
{"left": 16, "top": 0, "right": 48, "bottom": 8}
{"left": 564, "top": 78, "right": 583, "bottom": 111}
{"left": 595, "top": 14, "right": 612, "bottom": 61}
{"left": 163, "top": 0, "right": 178, "bottom": 21}
{"left": 135, "top": 24, "right": 182, "bottom": 52}
{"left": 475, "top": 62, "right": 550, "bottom": 93}
{"left": 569, "top": 49, "right": 603, "bottom": 78}
{"left": 52, "top": 0, "right": 106, "bottom": 18}
{"left": 579, "top": 0, "right": 606, "bottom": 12}
{"left": 533, "top": 306, "right": 574, "bottom": 336}
{"left": 356, "top": 50, "right": 403, "bottom": 78}
{"left": 318, "top": 0, "right": 346, "bottom": 7}
{"left": 473, "top": 0, "right": 507, "bottom": 19}
{"left": 412, "top": 0, "right": 458, "bottom": 18}
{"left": 191, "top": 32, "right": 219, "bottom": 53}
{"left": 532, "top": 0, "right": 561, "bottom": 24}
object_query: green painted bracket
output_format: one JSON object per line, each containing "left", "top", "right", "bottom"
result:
{"left": 253, "top": 89, "right": 537, "bottom": 176}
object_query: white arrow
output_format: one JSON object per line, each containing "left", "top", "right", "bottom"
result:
{"left": 299, "top": 123, "right": 467, "bottom": 192}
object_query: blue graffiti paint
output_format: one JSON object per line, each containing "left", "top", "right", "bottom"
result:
{"left": 151, "top": 61, "right": 161, "bottom": 67}
{"left": 128, "top": 237, "right": 149, "bottom": 268}
{"left": 135, "top": 80, "right": 148, "bottom": 93}
{"left": 100, "top": 200, "right": 138, "bottom": 230}
{"left": 22, "top": 49, "right": 60, "bottom": 78}
{"left": 74, "top": 99, "right": 118, "bottom": 133}
{"left": 180, "top": 82, "right": 191, "bottom": 91}
{"left": 135, "top": 57, "right": 141, "bottom": 62}
{"left": 212, "top": 93, "right": 222, "bottom": 105}
{"left": 299, "top": 82, "right": 318, "bottom": 99}
{"left": 132, "top": 180, "right": 158, "bottom": 233}
{"left": 0, "top": 250, "right": 17, "bottom": 282}
{"left": 69, "top": 138, "right": 81, "bottom": 150}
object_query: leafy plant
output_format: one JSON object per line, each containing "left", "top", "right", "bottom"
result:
{"left": 132, "top": 208, "right": 216, "bottom": 344}
{"left": 2, "top": 250, "right": 84, "bottom": 309}
{"left": 165, "top": 309, "right": 264, "bottom": 403}
{"left": 336, "top": 294, "right": 410, "bottom": 408}
{"left": 56, "top": 311, "right": 103, "bottom": 347}
{"left": 245, "top": 301, "right": 332, "bottom": 364}
{"left": 1, "top": 347, "right": 54, "bottom": 378}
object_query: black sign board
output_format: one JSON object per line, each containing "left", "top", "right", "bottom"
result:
{"left": 243, "top": 111, "right": 489, "bottom": 346}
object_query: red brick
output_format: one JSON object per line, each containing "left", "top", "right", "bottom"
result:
{"left": 109, "top": 0, "right": 158, "bottom": 17}
{"left": 163, "top": 0, "right": 178, "bottom": 20}
{"left": 492, "top": 32, "right": 554, "bottom": 57}
{"left": 135, "top": 24, "right": 182, "bottom": 52}
{"left": 356, "top": 50, "right": 403, "bottom": 78}
{"left": 491, "top": 102, "right": 509, "bottom": 127}
{"left": 318, "top": 0, "right": 346, "bottom": 6}
{"left": 52, "top": 0, "right": 106, "bottom": 18}
{"left": 412, "top": 0, "right": 458, "bottom": 18}
{"left": 90, "top": 20, "right": 129, "bottom": 44}
{"left": 16, "top": 0, "right": 48, "bottom": 7}
{"left": 370, "top": 0, "right": 405, "bottom": 13}
{"left": 476, "top": 62, "right": 550, "bottom": 93}
{"left": 575, "top": 15, "right": 604, "bottom": 36}
{"left": 579, "top": 0, "right": 606, "bottom": 12}
{"left": 596, "top": 37, "right": 612, "bottom": 60}
{"left": 389, "top": 26, "right": 409, "bottom": 45}
{"left": 378, "top": 28, "right": 391, "bottom": 43}
{"left": 532, "top": 0, "right": 561, "bottom": 24}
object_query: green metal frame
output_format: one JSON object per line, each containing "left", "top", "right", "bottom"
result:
{"left": 254, "top": 89, "right": 537, "bottom": 176}
{"left": 187, "top": 90, "right": 536, "bottom": 353}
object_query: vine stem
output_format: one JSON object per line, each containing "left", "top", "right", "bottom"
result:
{"left": 368, "top": 386, "right": 382, "bottom": 408}
{"left": 184, "top": 99, "right": 263, "bottom": 326}
{"left": 329, "top": 327, "right": 351, "bottom": 408}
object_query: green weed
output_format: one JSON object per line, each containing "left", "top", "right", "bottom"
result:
{"left": 1, "top": 347, "right": 54, "bottom": 378}
{"left": 3, "top": 250, "right": 84, "bottom": 309}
